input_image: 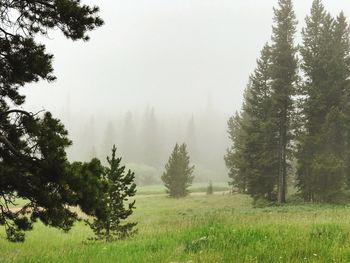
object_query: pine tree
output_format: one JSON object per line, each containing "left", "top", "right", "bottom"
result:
{"left": 161, "top": 143, "right": 195, "bottom": 198}
{"left": 206, "top": 181, "right": 214, "bottom": 195}
{"left": 297, "top": 0, "right": 335, "bottom": 201}
{"left": 226, "top": 45, "right": 278, "bottom": 201}
{"left": 245, "top": 45, "right": 279, "bottom": 201}
{"left": 88, "top": 145, "right": 137, "bottom": 241}
{"left": 0, "top": 0, "right": 103, "bottom": 241}
{"left": 141, "top": 107, "right": 162, "bottom": 168}
{"left": 297, "top": 1, "right": 350, "bottom": 201}
{"left": 270, "top": 0, "right": 298, "bottom": 203}
{"left": 225, "top": 112, "right": 248, "bottom": 193}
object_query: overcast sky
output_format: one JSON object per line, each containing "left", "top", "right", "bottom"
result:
{"left": 23, "top": 0, "right": 350, "bottom": 117}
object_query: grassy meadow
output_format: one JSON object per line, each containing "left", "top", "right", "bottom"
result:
{"left": 2, "top": 184, "right": 350, "bottom": 262}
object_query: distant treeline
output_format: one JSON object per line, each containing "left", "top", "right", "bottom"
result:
{"left": 61, "top": 106, "right": 229, "bottom": 184}
{"left": 226, "top": 0, "right": 350, "bottom": 203}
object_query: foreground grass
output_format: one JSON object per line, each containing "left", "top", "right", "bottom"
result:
{"left": 2, "top": 192, "right": 350, "bottom": 262}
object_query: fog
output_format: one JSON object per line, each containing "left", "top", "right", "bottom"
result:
{"left": 21, "top": 0, "right": 350, "bottom": 184}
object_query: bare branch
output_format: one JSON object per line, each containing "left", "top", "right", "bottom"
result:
{"left": 0, "top": 134, "right": 41, "bottom": 163}
{"left": 1, "top": 109, "right": 32, "bottom": 117}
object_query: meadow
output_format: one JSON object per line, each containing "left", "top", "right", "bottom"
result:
{"left": 2, "top": 184, "right": 350, "bottom": 262}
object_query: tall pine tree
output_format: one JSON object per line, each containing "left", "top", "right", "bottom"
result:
{"left": 297, "top": 1, "right": 350, "bottom": 201}
{"left": 226, "top": 45, "right": 278, "bottom": 200}
{"left": 270, "top": 0, "right": 298, "bottom": 203}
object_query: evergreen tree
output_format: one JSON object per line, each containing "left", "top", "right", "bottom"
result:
{"left": 244, "top": 45, "right": 279, "bottom": 201}
{"left": 270, "top": 0, "right": 298, "bottom": 203}
{"left": 206, "top": 181, "right": 214, "bottom": 195}
{"left": 141, "top": 107, "right": 162, "bottom": 167}
{"left": 297, "top": 1, "right": 350, "bottom": 201}
{"left": 0, "top": 0, "right": 103, "bottom": 241}
{"left": 225, "top": 112, "right": 248, "bottom": 193}
{"left": 185, "top": 116, "right": 198, "bottom": 163}
{"left": 88, "top": 145, "right": 137, "bottom": 241}
{"left": 226, "top": 45, "right": 278, "bottom": 201}
{"left": 161, "top": 143, "right": 194, "bottom": 198}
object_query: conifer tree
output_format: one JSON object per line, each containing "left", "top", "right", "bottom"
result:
{"left": 141, "top": 107, "right": 162, "bottom": 168}
{"left": 297, "top": 0, "right": 350, "bottom": 201}
{"left": 225, "top": 112, "right": 248, "bottom": 193}
{"left": 245, "top": 45, "right": 279, "bottom": 201}
{"left": 270, "top": 0, "right": 298, "bottom": 203}
{"left": 226, "top": 45, "right": 278, "bottom": 200}
{"left": 0, "top": 0, "right": 103, "bottom": 241}
{"left": 88, "top": 145, "right": 137, "bottom": 241}
{"left": 206, "top": 181, "right": 214, "bottom": 195}
{"left": 161, "top": 143, "right": 195, "bottom": 198}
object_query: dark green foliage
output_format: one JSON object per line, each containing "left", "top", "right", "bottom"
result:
{"left": 88, "top": 146, "right": 137, "bottom": 241}
{"left": 297, "top": 0, "right": 350, "bottom": 202}
{"left": 0, "top": 0, "right": 103, "bottom": 241}
{"left": 225, "top": 46, "right": 278, "bottom": 201}
{"left": 226, "top": 0, "right": 297, "bottom": 203}
{"left": 244, "top": 45, "right": 280, "bottom": 201}
{"left": 67, "top": 159, "right": 107, "bottom": 219}
{"left": 162, "top": 143, "right": 195, "bottom": 198}
{"left": 225, "top": 112, "right": 248, "bottom": 193}
{"left": 226, "top": 0, "right": 350, "bottom": 203}
{"left": 269, "top": 0, "right": 298, "bottom": 203}
{"left": 206, "top": 181, "right": 213, "bottom": 195}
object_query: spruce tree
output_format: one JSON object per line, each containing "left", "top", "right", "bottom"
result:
{"left": 226, "top": 0, "right": 297, "bottom": 203}
{"left": 297, "top": 0, "right": 335, "bottom": 201}
{"left": 226, "top": 45, "right": 278, "bottom": 201}
{"left": 162, "top": 143, "right": 195, "bottom": 198}
{"left": 88, "top": 145, "right": 137, "bottom": 241}
{"left": 270, "top": 0, "right": 298, "bottom": 203}
{"left": 297, "top": 1, "right": 350, "bottom": 201}
{"left": 225, "top": 112, "right": 248, "bottom": 193}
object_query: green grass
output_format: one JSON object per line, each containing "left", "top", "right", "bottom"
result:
{"left": 136, "top": 183, "right": 230, "bottom": 195}
{"left": 3, "top": 192, "right": 350, "bottom": 262}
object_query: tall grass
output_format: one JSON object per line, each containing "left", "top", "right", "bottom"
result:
{"left": 2, "top": 193, "right": 350, "bottom": 262}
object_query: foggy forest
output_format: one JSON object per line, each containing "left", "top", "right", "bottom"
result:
{"left": 3, "top": 0, "right": 350, "bottom": 262}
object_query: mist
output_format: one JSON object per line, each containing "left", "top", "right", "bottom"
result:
{"left": 20, "top": 0, "right": 350, "bottom": 184}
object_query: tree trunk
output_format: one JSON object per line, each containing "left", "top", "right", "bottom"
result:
{"left": 278, "top": 114, "right": 287, "bottom": 204}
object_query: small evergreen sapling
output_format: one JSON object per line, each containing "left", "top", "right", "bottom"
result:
{"left": 88, "top": 145, "right": 137, "bottom": 241}
{"left": 161, "top": 143, "right": 195, "bottom": 198}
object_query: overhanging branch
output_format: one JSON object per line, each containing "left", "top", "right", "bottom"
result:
{"left": 0, "top": 134, "right": 41, "bottom": 163}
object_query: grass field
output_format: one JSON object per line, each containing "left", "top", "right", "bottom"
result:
{"left": 136, "top": 183, "right": 230, "bottom": 195}
{"left": 2, "top": 185, "right": 350, "bottom": 262}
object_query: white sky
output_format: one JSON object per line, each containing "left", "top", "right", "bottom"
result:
{"left": 23, "top": 0, "right": 350, "bottom": 116}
